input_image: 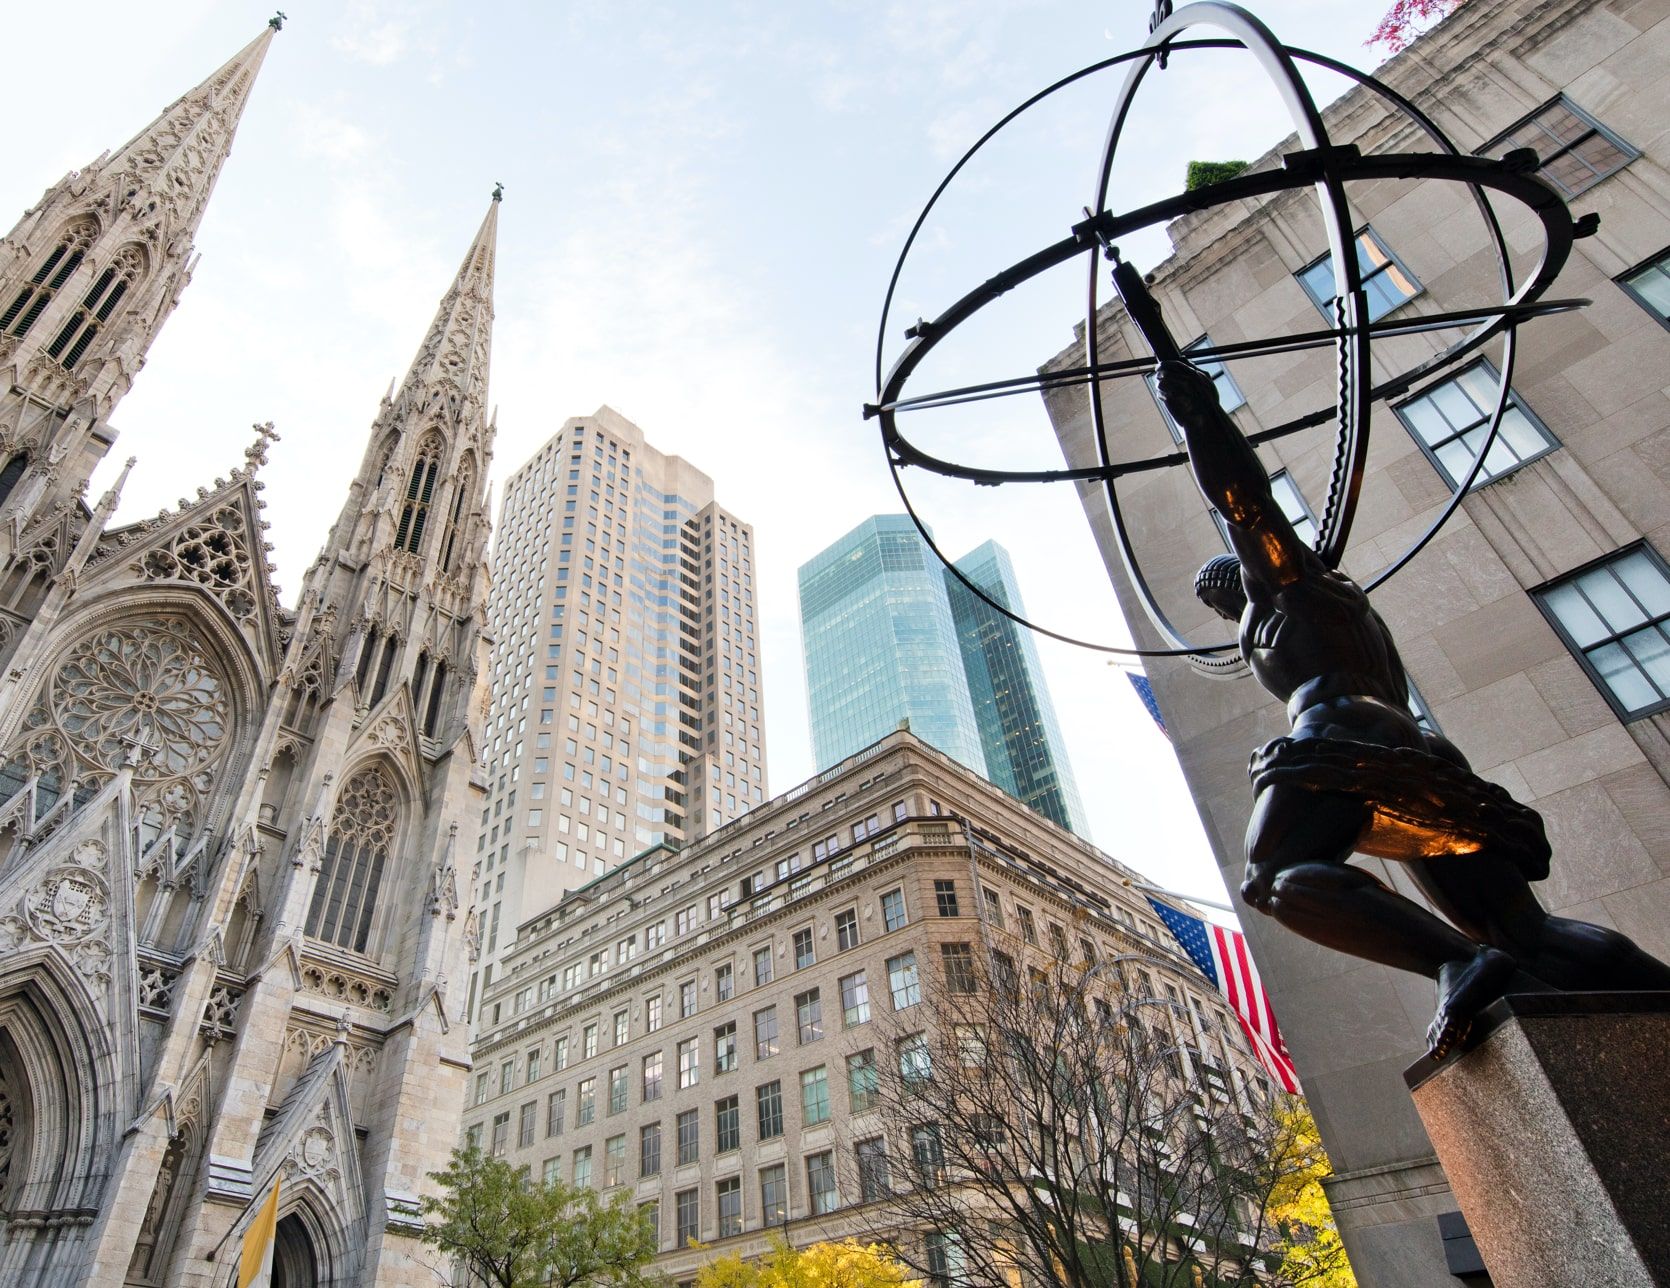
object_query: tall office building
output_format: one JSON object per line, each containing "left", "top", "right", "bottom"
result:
{"left": 1039, "top": 0, "right": 1670, "bottom": 1279}
{"left": 798, "top": 516, "right": 1085, "bottom": 834}
{"left": 947, "top": 541, "right": 1089, "bottom": 835}
{"left": 474, "top": 406, "right": 767, "bottom": 1016}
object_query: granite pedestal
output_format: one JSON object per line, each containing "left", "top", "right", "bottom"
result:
{"left": 1405, "top": 993, "right": 1670, "bottom": 1288}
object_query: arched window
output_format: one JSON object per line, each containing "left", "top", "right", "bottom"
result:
{"left": 411, "top": 652, "right": 429, "bottom": 713}
{"left": 304, "top": 765, "right": 398, "bottom": 953}
{"left": 354, "top": 625, "right": 380, "bottom": 694}
{"left": 394, "top": 436, "right": 443, "bottom": 554}
{"left": 0, "top": 454, "right": 28, "bottom": 510}
{"left": 439, "top": 461, "right": 473, "bottom": 573}
{"left": 369, "top": 635, "right": 400, "bottom": 708}
{"left": 424, "top": 660, "right": 447, "bottom": 738}
{"left": 0, "top": 221, "right": 93, "bottom": 338}
{"left": 44, "top": 245, "right": 143, "bottom": 369}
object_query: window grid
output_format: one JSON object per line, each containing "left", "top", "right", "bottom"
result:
{"left": 1482, "top": 96, "right": 1637, "bottom": 198}
{"left": 1297, "top": 227, "right": 1422, "bottom": 322}
{"left": 1393, "top": 360, "right": 1557, "bottom": 491}
{"left": 1535, "top": 545, "right": 1670, "bottom": 720}
{"left": 1619, "top": 248, "right": 1670, "bottom": 331}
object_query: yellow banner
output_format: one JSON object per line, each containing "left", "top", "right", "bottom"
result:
{"left": 236, "top": 1176, "right": 282, "bottom": 1288}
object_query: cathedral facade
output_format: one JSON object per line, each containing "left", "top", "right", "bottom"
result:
{"left": 0, "top": 19, "right": 492, "bottom": 1286}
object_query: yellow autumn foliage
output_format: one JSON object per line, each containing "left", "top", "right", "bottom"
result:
{"left": 694, "top": 1237, "right": 923, "bottom": 1288}
{"left": 1267, "top": 1105, "right": 1357, "bottom": 1287}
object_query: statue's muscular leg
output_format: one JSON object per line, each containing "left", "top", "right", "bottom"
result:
{"left": 1242, "top": 784, "right": 1517, "bottom": 1056}
{"left": 1412, "top": 852, "right": 1670, "bottom": 993}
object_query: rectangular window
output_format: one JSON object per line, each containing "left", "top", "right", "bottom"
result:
{"left": 912, "top": 1123, "right": 946, "bottom": 1187}
{"left": 887, "top": 952, "right": 921, "bottom": 1009}
{"left": 981, "top": 888, "right": 1004, "bottom": 929}
{"left": 714, "top": 1021, "right": 739, "bottom": 1073}
{"left": 807, "top": 1152, "right": 837, "bottom": 1214}
{"left": 795, "top": 989, "right": 823, "bottom": 1044}
{"left": 583, "top": 1023, "right": 598, "bottom": 1059}
{"left": 759, "top": 1164, "right": 788, "bottom": 1225}
{"left": 546, "top": 1090, "right": 565, "bottom": 1137}
{"left": 756, "top": 1079, "right": 784, "bottom": 1139}
{"left": 677, "top": 1038, "right": 700, "bottom": 1089}
{"left": 1481, "top": 95, "right": 1637, "bottom": 198}
{"left": 839, "top": 971, "right": 871, "bottom": 1027}
{"left": 754, "top": 1007, "right": 779, "bottom": 1059}
{"left": 576, "top": 1078, "right": 596, "bottom": 1126}
{"left": 716, "top": 1176, "right": 742, "bottom": 1238}
{"left": 642, "top": 1051, "right": 663, "bottom": 1102}
{"left": 604, "top": 1134, "right": 626, "bottom": 1187}
{"left": 941, "top": 943, "right": 978, "bottom": 994}
{"left": 499, "top": 1060, "right": 515, "bottom": 1096}
{"left": 613, "top": 1010, "right": 629, "bottom": 1046}
{"left": 543, "top": 1156, "right": 561, "bottom": 1186}
{"left": 1017, "top": 905, "right": 1037, "bottom": 945}
{"left": 1536, "top": 545, "right": 1670, "bottom": 719}
{"left": 800, "top": 1066, "right": 831, "bottom": 1125}
{"left": 1145, "top": 333, "right": 1248, "bottom": 442}
{"left": 526, "top": 1047, "right": 542, "bottom": 1082}
{"left": 573, "top": 1146, "right": 592, "bottom": 1189}
{"left": 835, "top": 908, "right": 860, "bottom": 951}
{"left": 933, "top": 879, "right": 960, "bottom": 917}
{"left": 676, "top": 1108, "right": 700, "bottom": 1165}
{"left": 518, "top": 1101, "right": 537, "bottom": 1147}
{"left": 675, "top": 1188, "right": 699, "bottom": 1247}
{"left": 925, "top": 1232, "right": 965, "bottom": 1287}
{"left": 753, "top": 945, "right": 773, "bottom": 986}
{"left": 898, "top": 1034, "right": 933, "bottom": 1087}
{"left": 880, "top": 889, "right": 907, "bottom": 932}
{"left": 608, "top": 1065, "right": 628, "bottom": 1115}
{"left": 473, "top": 1072, "right": 490, "bottom": 1106}
{"left": 645, "top": 996, "right": 662, "bottom": 1033}
{"left": 639, "top": 1122, "right": 661, "bottom": 1177}
{"left": 847, "top": 1049, "right": 878, "bottom": 1113}
{"left": 1394, "top": 361, "right": 1558, "bottom": 491}
{"left": 715, "top": 962, "right": 734, "bottom": 1001}
{"left": 792, "top": 926, "right": 815, "bottom": 969}
{"left": 857, "top": 1137, "right": 891, "bottom": 1202}
{"left": 1297, "top": 227, "right": 1421, "bottom": 322}
{"left": 1620, "top": 248, "right": 1670, "bottom": 330}
{"left": 638, "top": 1199, "right": 658, "bottom": 1242}
{"left": 715, "top": 1095, "right": 741, "bottom": 1152}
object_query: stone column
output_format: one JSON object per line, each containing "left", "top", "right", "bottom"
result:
{"left": 1405, "top": 993, "right": 1670, "bottom": 1288}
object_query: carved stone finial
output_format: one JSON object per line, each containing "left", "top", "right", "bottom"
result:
{"left": 245, "top": 421, "right": 280, "bottom": 471}
{"left": 335, "top": 1010, "right": 352, "bottom": 1040}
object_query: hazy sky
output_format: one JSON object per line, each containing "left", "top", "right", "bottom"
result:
{"left": 3, "top": 1, "right": 1397, "bottom": 907}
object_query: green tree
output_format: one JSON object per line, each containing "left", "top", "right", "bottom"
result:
{"left": 1267, "top": 1107, "right": 1356, "bottom": 1287}
{"left": 1185, "top": 160, "right": 1249, "bottom": 191}
{"left": 421, "top": 1145, "right": 660, "bottom": 1288}
{"left": 695, "top": 1238, "right": 922, "bottom": 1288}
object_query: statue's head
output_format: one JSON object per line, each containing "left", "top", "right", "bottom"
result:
{"left": 1194, "top": 554, "right": 1245, "bottom": 622}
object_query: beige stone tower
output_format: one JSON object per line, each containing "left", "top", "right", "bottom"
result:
{"left": 0, "top": 19, "right": 495, "bottom": 1287}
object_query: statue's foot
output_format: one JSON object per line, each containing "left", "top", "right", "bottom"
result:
{"left": 1427, "top": 946, "right": 1518, "bottom": 1061}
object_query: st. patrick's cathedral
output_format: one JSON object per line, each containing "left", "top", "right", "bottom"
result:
{"left": 0, "top": 18, "right": 492, "bottom": 1286}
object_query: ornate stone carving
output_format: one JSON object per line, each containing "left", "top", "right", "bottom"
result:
{"left": 139, "top": 504, "right": 258, "bottom": 620}
{"left": 200, "top": 983, "right": 240, "bottom": 1036}
{"left": 297, "top": 963, "right": 393, "bottom": 1013}
{"left": 138, "top": 965, "right": 175, "bottom": 1012}
{"left": 0, "top": 841, "right": 114, "bottom": 987}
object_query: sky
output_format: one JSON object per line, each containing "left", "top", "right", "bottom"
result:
{"left": 2, "top": 0, "right": 1398, "bottom": 908}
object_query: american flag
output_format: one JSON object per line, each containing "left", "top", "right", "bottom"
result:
{"left": 1147, "top": 897, "right": 1300, "bottom": 1093}
{"left": 1127, "top": 672, "right": 1169, "bottom": 740}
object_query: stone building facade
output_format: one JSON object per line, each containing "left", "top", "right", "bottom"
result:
{"left": 473, "top": 408, "right": 767, "bottom": 1022}
{"left": 0, "top": 20, "right": 492, "bottom": 1285}
{"left": 1039, "top": 0, "right": 1670, "bottom": 1282}
{"left": 467, "top": 729, "right": 1271, "bottom": 1281}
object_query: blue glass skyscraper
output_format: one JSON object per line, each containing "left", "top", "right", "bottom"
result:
{"left": 798, "top": 516, "right": 1087, "bottom": 834}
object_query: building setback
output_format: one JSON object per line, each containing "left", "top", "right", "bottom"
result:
{"left": 1039, "top": 0, "right": 1670, "bottom": 1282}
{"left": 465, "top": 730, "right": 1270, "bottom": 1280}
{"left": 473, "top": 407, "right": 766, "bottom": 1018}
{"left": 798, "top": 515, "right": 1086, "bottom": 833}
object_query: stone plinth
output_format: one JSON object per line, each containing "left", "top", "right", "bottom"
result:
{"left": 1405, "top": 993, "right": 1670, "bottom": 1288}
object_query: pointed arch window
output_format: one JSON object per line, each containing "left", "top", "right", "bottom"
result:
{"left": 45, "top": 245, "right": 143, "bottom": 369}
{"left": 370, "top": 634, "right": 400, "bottom": 707}
{"left": 355, "top": 624, "right": 381, "bottom": 693}
{"left": 0, "top": 222, "right": 94, "bottom": 338}
{"left": 395, "top": 436, "right": 444, "bottom": 554}
{"left": 424, "top": 660, "right": 448, "bottom": 738}
{"left": 440, "top": 461, "right": 473, "bottom": 573}
{"left": 305, "top": 765, "right": 399, "bottom": 953}
{"left": 0, "top": 454, "right": 28, "bottom": 510}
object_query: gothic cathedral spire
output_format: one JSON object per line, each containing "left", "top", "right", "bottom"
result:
{"left": 0, "top": 21, "right": 277, "bottom": 539}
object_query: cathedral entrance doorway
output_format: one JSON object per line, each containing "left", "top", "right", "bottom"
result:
{"left": 270, "top": 1214, "right": 317, "bottom": 1288}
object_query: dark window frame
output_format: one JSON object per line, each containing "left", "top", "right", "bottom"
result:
{"left": 1617, "top": 246, "right": 1670, "bottom": 333}
{"left": 1478, "top": 94, "right": 1639, "bottom": 199}
{"left": 1533, "top": 542, "right": 1670, "bottom": 722}
{"left": 1296, "top": 225, "right": 1423, "bottom": 322}
{"left": 1391, "top": 358, "right": 1559, "bottom": 493}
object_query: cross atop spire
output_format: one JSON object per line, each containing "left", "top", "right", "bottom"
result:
{"left": 391, "top": 194, "right": 500, "bottom": 435}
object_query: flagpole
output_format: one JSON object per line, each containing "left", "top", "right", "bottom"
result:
{"left": 1120, "top": 874, "right": 1237, "bottom": 916}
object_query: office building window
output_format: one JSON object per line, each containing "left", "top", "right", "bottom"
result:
{"left": 880, "top": 888, "right": 907, "bottom": 932}
{"left": 933, "top": 879, "right": 960, "bottom": 917}
{"left": 887, "top": 953, "right": 921, "bottom": 1009}
{"left": 678, "top": 1038, "right": 699, "bottom": 1089}
{"left": 642, "top": 1051, "right": 663, "bottom": 1102}
{"left": 807, "top": 1152, "right": 838, "bottom": 1214}
{"left": 608, "top": 1065, "right": 628, "bottom": 1115}
{"left": 796, "top": 989, "right": 823, "bottom": 1044}
{"left": 1394, "top": 361, "right": 1557, "bottom": 491}
{"left": 941, "top": 943, "right": 978, "bottom": 994}
{"left": 714, "top": 1021, "right": 739, "bottom": 1073}
{"left": 753, "top": 945, "right": 773, "bottom": 986}
{"left": 847, "top": 1049, "right": 879, "bottom": 1112}
{"left": 604, "top": 1134, "right": 625, "bottom": 1187}
{"left": 573, "top": 1146, "right": 592, "bottom": 1189}
{"left": 716, "top": 1095, "right": 741, "bottom": 1152}
{"left": 801, "top": 1066, "right": 831, "bottom": 1125}
{"left": 1297, "top": 227, "right": 1421, "bottom": 321}
{"left": 518, "top": 1101, "right": 536, "bottom": 1147}
{"left": 793, "top": 927, "right": 815, "bottom": 969}
{"left": 757, "top": 1079, "right": 784, "bottom": 1139}
{"left": 639, "top": 1122, "right": 661, "bottom": 1177}
{"left": 676, "top": 1109, "right": 700, "bottom": 1165}
{"left": 675, "top": 1188, "right": 699, "bottom": 1248}
{"left": 1146, "top": 333, "right": 1248, "bottom": 443}
{"left": 840, "top": 971, "right": 871, "bottom": 1027}
{"left": 716, "top": 1177, "right": 742, "bottom": 1238}
{"left": 1620, "top": 248, "right": 1670, "bottom": 329}
{"left": 856, "top": 1137, "right": 891, "bottom": 1202}
{"left": 1535, "top": 545, "right": 1670, "bottom": 719}
{"left": 1481, "top": 96, "right": 1637, "bottom": 198}
{"left": 759, "top": 1164, "right": 788, "bottom": 1226}
{"left": 835, "top": 907, "right": 860, "bottom": 950}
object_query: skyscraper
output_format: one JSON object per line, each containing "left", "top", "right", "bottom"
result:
{"left": 947, "top": 541, "right": 1089, "bottom": 834}
{"left": 0, "top": 20, "right": 491, "bottom": 1281}
{"left": 798, "top": 515, "right": 1085, "bottom": 833}
{"left": 473, "top": 407, "right": 767, "bottom": 1012}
